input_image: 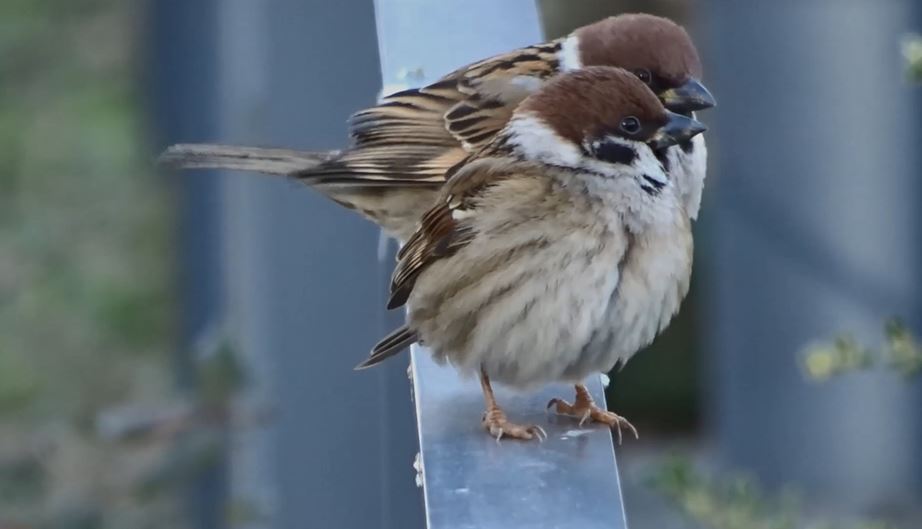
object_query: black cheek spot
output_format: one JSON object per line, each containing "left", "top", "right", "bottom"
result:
{"left": 681, "top": 139, "right": 695, "bottom": 154}
{"left": 642, "top": 174, "right": 666, "bottom": 196}
{"left": 594, "top": 140, "right": 637, "bottom": 165}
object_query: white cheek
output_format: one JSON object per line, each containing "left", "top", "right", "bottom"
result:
{"left": 558, "top": 34, "right": 582, "bottom": 72}
{"left": 506, "top": 114, "right": 584, "bottom": 167}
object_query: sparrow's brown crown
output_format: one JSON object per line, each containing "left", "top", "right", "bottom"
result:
{"left": 517, "top": 66, "right": 668, "bottom": 147}
{"left": 576, "top": 13, "right": 703, "bottom": 89}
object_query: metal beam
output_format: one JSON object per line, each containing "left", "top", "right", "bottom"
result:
{"left": 412, "top": 354, "right": 628, "bottom": 529}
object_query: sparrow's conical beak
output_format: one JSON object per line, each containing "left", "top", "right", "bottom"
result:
{"left": 648, "top": 111, "right": 707, "bottom": 151}
{"left": 660, "top": 78, "right": 717, "bottom": 113}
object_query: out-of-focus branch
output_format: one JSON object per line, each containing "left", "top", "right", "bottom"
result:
{"left": 93, "top": 337, "right": 272, "bottom": 503}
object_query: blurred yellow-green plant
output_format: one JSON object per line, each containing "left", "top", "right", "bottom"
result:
{"left": 801, "top": 319, "right": 922, "bottom": 381}
{"left": 883, "top": 319, "right": 922, "bottom": 376}
{"left": 651, "top": 457, "right": 899, "bottom": 529}
{"left": 903, "top": 33, "right": 922, "bottom": 83}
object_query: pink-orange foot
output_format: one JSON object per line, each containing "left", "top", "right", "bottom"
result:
{"left": 478, "top": 365, "right": 546, "bottom": 442}
{"left": 547, "top": 384, "right": 638, "bottom": 444}
{"left": 482, "top": 406, "right": 547, "bottom": 441}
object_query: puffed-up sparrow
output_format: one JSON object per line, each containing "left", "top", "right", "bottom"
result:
{"left": 357, "top": 66, "right": 705, "bottom": 440}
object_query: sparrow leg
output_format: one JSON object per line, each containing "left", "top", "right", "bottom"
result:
{"left": 479, "top": 366, "right": 546, "bottom": 442}
{"left": 547, "top": 384, "right": 638, "bottom": 444}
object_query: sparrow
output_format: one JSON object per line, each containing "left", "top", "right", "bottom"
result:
{"left": 160, "top": 13, "right": 715, "bottom": 241}
{"left": 357, "top": 66, "right": 705, "bottom": 441}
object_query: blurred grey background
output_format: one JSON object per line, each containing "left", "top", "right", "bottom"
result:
{"left": 0, "top": 0, "right": 920, "bottom": 528}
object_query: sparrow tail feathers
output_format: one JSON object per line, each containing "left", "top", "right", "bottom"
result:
{"left": 356, "top": 326, "right": 418, "bottom": 369}
{"left": 159, "top": 144, "right": 339, "bottom": 176}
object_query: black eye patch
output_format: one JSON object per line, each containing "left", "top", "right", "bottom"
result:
{"left": 592, "top": 139, "right": 637, "bottom": 165}
{"left": 654, "top": 149, "right": 670, "bottom": 172}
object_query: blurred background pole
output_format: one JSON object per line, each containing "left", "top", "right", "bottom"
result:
{"left": 217, "top": 0, "right": 424, "bottom": 527}
{"left": 152, "top": 0, "right": 422, "bottom": 528}
{"left": 701, "top": 0, "right": 922, "bottom": 512}
{"left": 148, "top": 1, "right": 227, "bottom": 527}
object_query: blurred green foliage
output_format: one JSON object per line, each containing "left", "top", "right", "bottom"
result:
{"left": 651, "top": 457, "right": 899, "bottom": 529}
{"left": 903, "top": 34, "right": 922, "bottom": 83}
{"left": 883, "top": 319, "right": 922, "bottom": 376}
{"left": 802, "top": 319, "right": 922, "bottom": 381}
{"left": 0, "top": 0, "right": 186, "bottom": 527}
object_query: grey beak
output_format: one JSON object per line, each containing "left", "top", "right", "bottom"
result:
{"left": 647, "top": 111, "right": 707, "bottom": 151}
{"left": 660, "top": 78, "right": 717, "bottom": 113}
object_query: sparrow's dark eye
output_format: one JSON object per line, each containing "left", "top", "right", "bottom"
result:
{"left": 620, "top": 116, "right": 641, "bottom": 135}
{"left": 634, "top": 69, "right": 652, "bottom": 84}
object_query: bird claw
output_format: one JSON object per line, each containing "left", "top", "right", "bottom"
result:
{"left": 482, "top": 408, "right": 546, "bottom": 442}
{"left": 600, "top": 412, "right": 638, "bottom": 445}
{"left": 547, "top": 390, "right": 638, "bottom": 444}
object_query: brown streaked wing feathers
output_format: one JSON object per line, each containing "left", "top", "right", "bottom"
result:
{"left": 387, "top": 157, "right": 511, "bottom": 310}
{"left": 350, "top": 79, "right": 463, "bottom": 149}
{"left": 443, "top": 89, "right": 515, "bottom": 151}
{"left": 296, "top": 144, "right": 463, "bottom": 185}
{"left": 327, "top": 41, "right": 560, "bottom": 186}
{"left": 387, "top": 201, "right": 474, "bottom": 309}
{"left": 445, "top": 43, "right": 559, "bottom": 149}
{"left": 331, "top": 79, "right": 468, "bottom": 185}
